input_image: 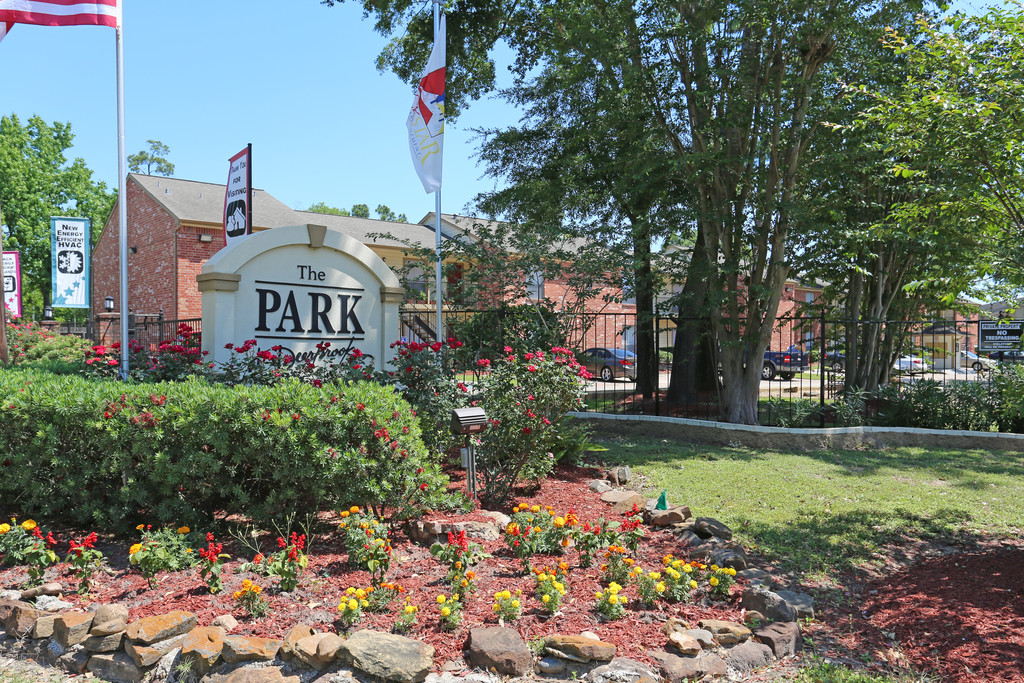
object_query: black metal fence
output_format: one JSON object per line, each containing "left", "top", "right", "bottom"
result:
{"left": 401, "top": 308, "right": 1016, "bottom": 426}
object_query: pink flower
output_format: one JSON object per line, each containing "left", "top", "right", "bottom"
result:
{"left": 477, "top": 359, "right": 491, "bottom": 367}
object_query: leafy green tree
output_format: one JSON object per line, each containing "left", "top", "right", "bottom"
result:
{"left": 306, "top": 202, "right": 407, "bottom": 222}
{"left": 127, "top": 139, "right": 174, "bottom": 177}
{"left": 0, "top": 114, "right": 115, "bottom": 311}
{"left": 328, "top": 0, "right": 929, "bottom": 423}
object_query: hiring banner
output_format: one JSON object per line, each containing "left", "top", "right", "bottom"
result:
{"left": 50, "top": 216, "right": 90, "bottom": 308}
{"left": 3, "top": 251, "right": 22, "bottom": 319}
{"left": 223, "top": 144, "right": 252, "bottom": 248}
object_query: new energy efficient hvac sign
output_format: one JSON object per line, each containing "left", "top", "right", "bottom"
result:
{"left": 198, "top": 224, "right": 402, "bottom": 368}
{"left": 51, "top": 217, "right": 90, "bottom": 308}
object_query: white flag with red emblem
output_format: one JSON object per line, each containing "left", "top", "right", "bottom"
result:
{"left": 0, "top": 1, "right": 120, "bottom": 29}
{"left": 406, "top": 14, "right": 446, "bottom": 193}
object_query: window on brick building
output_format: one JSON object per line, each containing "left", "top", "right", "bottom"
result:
{"left": 526, "top": 269, "right": 544, "bottom": 300}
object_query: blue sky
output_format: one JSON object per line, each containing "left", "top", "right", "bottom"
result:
{"left": 1, "top": 1, "right": 514, "bottom": 223}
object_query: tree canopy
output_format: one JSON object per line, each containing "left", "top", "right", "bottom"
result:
{"left": 0, "top": 114, "right": 115, "bottom": 311}
{"left": 306, "top": 202, "right": 407, "bottom": 222}
{"left": 127, "top": 139, "right": 174, "bottom": 177}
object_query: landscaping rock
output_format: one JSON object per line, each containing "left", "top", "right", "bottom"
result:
{"left": 87, "top": 651, "right": 145, "bottom": 683}
{"left": 280, "top": 623, "right": 316, "bottom": 661}
{"left": 125, "top": 610, "right": 196, "bottom": 645}
{"left": 466, "top": 626, "right": 533, "bottom": 676}
{"left": 588, "top": 656, "right": 658, "bottom": 683}
{"left": 696, "top": 652, "right": 728, "bottom": 678}
{"left": 647, "top": 506, "right": 691, "bottom": 527}
{"left": 692, "top": 517, "right": 733, "bottom": 541}
{"left": 20, "top": 582, "right": 63, "bottom": 601}
{"left": 212, "top": 614, "right": 239, "bottom": 632}
{"left": 710, "top": 545, "right": 748, "bottom": 571}
{"left": 737, "top": 568, "right": 772, "bottom": 589}
{"left": 589, "top": 480, "right": 613, "bottom": 493}
{"left": 724, "top": 641, "right": 773, "bottom": 675}
{"left": 57, "top": 647, "right": 90, "bottom": 674}
{"left": 406, "top": 520, "right": 501, "bottom": 545}
{"left": 32, "top": 614, "right": 59, "bottom": 639}
{"left": 775, "top": 589, "right": 815, "bottom": 619}
{"left": 124, "top": 633, "right": 188, "bottom": 667}
{"left": 222, "top": 636, "right": 282, "bottom": 663}
{"left": 213, "top": 669, "right": 303, "bottom": 683}
{"left": 317, "top": 633, "right": 345, "bottom": 663}
{"left": 544, "top": 634, "right": 616, "bottom": 662}
{"left": 91, "top": 604, "right": 129, "bottom": 636}
{"left": 478, "top": 511, "right": 512, "bottom": 529}
{"left": 536, "top": 656, "right": 565, "bottom": 675}
{"left": 674, "top": 530, "right": 705, "bottom": 550}
{"left": 34, "top": 595, "right": 73, "bottom": 612}
{"left": 684, "top": 629, "right": 714, "bottom": 649}
{"left": 338, "top": 630, "right": 434, "bottom": 683}
{"left": 607, "top": 466, "right": 632, "bottom": 485}
{"left": 180, "top": 625, "right": 227, "bottom": 676}
{"left": 647, "top": 650, "right": 702, "bottom": 683}
{"left": 739, "top": 588, "right": 797, "bottom": 623}
{"left": 753, "top": 621, "right": 802, "bottom": 658}
{"left": 83, "top": 631, "right": 125, "bottom": 652}
{"left": 53, "top": 612, "right": 95, "bottom": 647}
{"left": 0, "top": 600, "right": 32, "bottom": 624}
{"left": 698, "top": 619, "right": 751, "bottom": 646}
{"left": 667, "top": 631, "right": 701, "bottom": 656}
{"left": 661, "top": 617, "right": 691, "bottom": 636}
{"left": 450, "top": 521, "right": 501, "bottom": 542}
{"left": 294, "top": 633, "right": 334, "bottom": 671}
{"left": 600, "top": 490, "right": 645, "bottom": 513}
{"left": 5, "top": 604, "right": 50, "bottom": 637}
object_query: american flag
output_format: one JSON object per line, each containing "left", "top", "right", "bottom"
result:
{"left": 0, "top": 21, "right": 10, "bottom": 41}
{"left": 0, "top": 1, "right": 120, "bottom": 29}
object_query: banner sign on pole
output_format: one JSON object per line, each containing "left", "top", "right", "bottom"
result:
{"left": 223, "top": 144, "right": 252, "bottom": 248}
{"left": 3, "top": 251, "right": 22, "bottom": 319}
{"left": 50, "top": 216, "right": 90, "bottom": 308}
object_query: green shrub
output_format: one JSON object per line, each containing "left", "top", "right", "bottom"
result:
{"left": 991, "top": 364, "right": 1024, "bottom": 433}
{"left": 0, "top": 369, "right": 445, "bottom": 529}
{"left": 872, "top": 379, "right": 996, "bottom": 431}
{"left": 474, "top": 347, "right": 589, "bottom": 505}
{"left": 7, "top": 323, "right": 92, "bottom": 366}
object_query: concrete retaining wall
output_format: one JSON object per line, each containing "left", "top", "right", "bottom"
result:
{"left": 568, "top": 412, "right": 1024, "bottom": 452}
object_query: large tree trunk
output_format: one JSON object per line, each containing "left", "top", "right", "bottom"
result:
{"left": 634, "top": 224, "right": 659, "bottom": 399}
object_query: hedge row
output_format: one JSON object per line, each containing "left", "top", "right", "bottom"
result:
{"left": 0, "top": 369, "right": 447, "bottom": 529}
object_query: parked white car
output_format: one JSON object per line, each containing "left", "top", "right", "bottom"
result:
{"left": 893, "top": 355, "right": 930, "bottom": 374}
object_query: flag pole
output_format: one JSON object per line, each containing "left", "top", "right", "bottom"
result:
{"left": 115, "top": 19, "right": 129, "bottom": 379}
{"left": 0, "top": 198, "right": 8, "bottom": 366}
{"left": 433, "top": 0, "right": 444, "bottom": 345}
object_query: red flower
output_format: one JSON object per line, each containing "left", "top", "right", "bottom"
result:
{"left": 356, "top": 403, "right": 365, "bottom": 411}
{"left": 431, "top": 342, "right": 443, "bottom": 352}
{"left": 476, "top": 358, "right": 491, "bottom": 367}
{"left": 523, "top": 427, "right": 532, "bottom": 434}
{"left": 419, "top": 483, "right": 428, "bottom": 491}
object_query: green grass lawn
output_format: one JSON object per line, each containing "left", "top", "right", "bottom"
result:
{"left": 594, "top": 436, "right": 1024, "bottom": 583}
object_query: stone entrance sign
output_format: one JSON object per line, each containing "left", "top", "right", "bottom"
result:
{"left": 198, "top": 224, "right": 402, "bottom": 367}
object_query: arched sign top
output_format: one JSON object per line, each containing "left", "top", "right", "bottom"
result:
{"left": 199, "top": 224, "right": 402, "bottom": 369}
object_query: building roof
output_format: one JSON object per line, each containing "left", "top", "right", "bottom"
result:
{"left": 128, "top": 173, "right": 442, "bottom": 250}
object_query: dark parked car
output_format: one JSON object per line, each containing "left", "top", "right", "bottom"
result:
{"left": 579, "top": 348, "right": 637, "bottom": 382}
{"left": 988, "top": 350, "right": 1024, "bottom": 363}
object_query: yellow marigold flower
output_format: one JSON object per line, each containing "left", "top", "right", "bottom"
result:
{"left": 355, "top": 589, "right": 366, "bottom": 600}
{"left": 656, "top": 582, "right": 666, "bottom": 593}
{"left": 512, "top": 506, "right": 520, "bottom": 513}
{"left": 136, "top": 524, "right": 145, "bottom": 531}
{"left": 346, "top": 587, "right": 356, "bottom": 595}
{"left": 233, "top": 591, "right": 242, "bottom": 600}
{"left": 340, "top": 511, "right": 349, "bottom": 518}
{"left": 624, "top": 558, "right": 635, "bottom": 566}
{"left": 441, "top": 606, "right": 451, "bottom": 617}
{"left": 727, "top": 568, "right": 737, "bottom": 576}
{"left": 129, "top": 543, "right": 143, "bottom": 555}
{"left": 405, "top": 604, "right": 417, "bottom": 614}
{"left": 185, "top": 548, "right": 193, "bottom": 554}
{"left": 542, "top": 594, "right": 551, "bottom": 603}
{"left": 671, "top": 559, "right": 684, "bottom": 569}
{"left": 360, "top": 600, "right": 369, "bottom": 608}
{"left": 502, "top": 590, "right": 512, "bottom": 600}
{"left": 242, "top": 580, "right": 253, "bottom": 589}
{"left": 348, "top": 599, "right": 358, "bottom": 610}
{"left": 511, "top": 600, "right": 520, "bottom": 608}
{"left": 177, "top": 526, "right": 190, "bottom": 534}
{"left": 690, "top": 580, "right": 698, "bottom": 589}
{"left": 436, "top": 595, "right": 446, "bottom": 604}
{"left": 537, "top": 572, "right": 549, "bottom": 581}
{"left": 454, "top": 561, "right": 462, "bottom": 570}
{"left": 554, "top": 517, "right": 565, "bottom": 527}
{"left": 682, "top": 564, "right": 693, "bottom": 573}
{"left": 0, "top": 523, "right": 10, "bottom": 535}
{"left": 492, "top": 603, "right": 500, "bottom": 612}
{"left": 460, "top": 579, "right": 468, "bottom": 588}
{"left": 709, "top": 577, "right": 719, "bottom": 586}
{"left": 350, "top": 506, "right": 360, "bottom": 514}
{"left": 595, "top": 591, "right": 603, "bottom": 599}
{"left": 338, "top": 522, "right": 347, "bottom": 529}
{"left": 252, "top": 585, "right": 262, "bottom": 594}
{"left": 608, "top": 582, "right": 622, "bottom": 594}
{"left": 530, "top": 505, "right": 541, "bottom": 513}
{"left": 648, "top": 571, "right": 661, "bottom": 580}
{"left": 21, "top": 520, "right": 37, "bottom": 531}
{"left": 608, "top": 595, "right": 619, "bottom": 605}
{"left": 710, "top": 564, "right": 719, "bottom": 571}
{"left": 553, "top": 582, "right": 564, "bottom": 592}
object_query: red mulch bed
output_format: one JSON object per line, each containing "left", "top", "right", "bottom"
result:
{"left": 5, "top": 466, "right": 1021, "bottom": 681}
{"left": 0, "top": 465, "right": 746, "bottom": 669}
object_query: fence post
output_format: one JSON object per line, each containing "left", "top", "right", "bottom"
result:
{"left": 819, "top": 312, "right": 826, "bottom": 427}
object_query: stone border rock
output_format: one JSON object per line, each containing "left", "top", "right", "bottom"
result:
{"left": 569, "top": 412, "right": 1024, "bottom": 452}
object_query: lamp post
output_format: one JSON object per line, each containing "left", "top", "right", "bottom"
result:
{"left": 104, "top": 296, "right": 114, "bottom": 313}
